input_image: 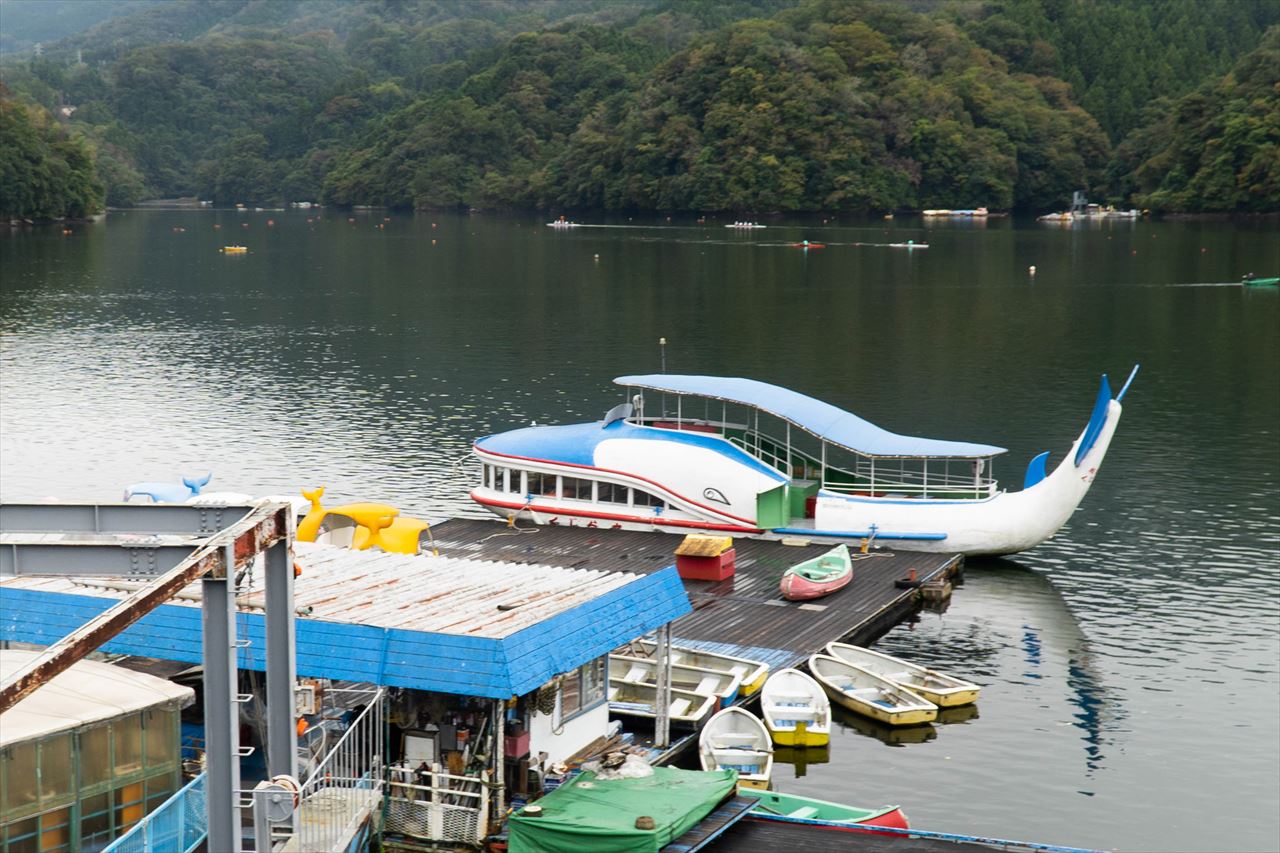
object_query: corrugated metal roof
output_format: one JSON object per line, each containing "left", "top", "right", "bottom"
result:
{"left": 0, "top": 541, "right": 693, "bottom": 699}
{"left": 0, "top": 649, "right": 194, "bottom": 746}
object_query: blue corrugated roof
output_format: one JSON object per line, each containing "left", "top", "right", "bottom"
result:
{"left": 0, "top": 565, "right": 692, "bottom": 700}
{"left": 615, "top": 375, "right": 1006, "bottom": 458}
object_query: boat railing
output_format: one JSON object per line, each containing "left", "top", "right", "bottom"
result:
{"left": 384, "top": 766, "right": 490, "bottom": 846}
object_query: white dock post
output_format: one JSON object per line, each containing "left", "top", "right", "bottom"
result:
{"left": 655, "top": 625, "right": 671, "bottom": 749}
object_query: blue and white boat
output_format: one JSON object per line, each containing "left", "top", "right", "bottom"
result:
{"left": 470, "top": 369, "right": 1137, "bottom": 556}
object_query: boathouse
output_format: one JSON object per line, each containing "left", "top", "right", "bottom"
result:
{"left": 0, "top": 541, "right": 691, "bottom": 848}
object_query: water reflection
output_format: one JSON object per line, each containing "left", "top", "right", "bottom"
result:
{"left": 772, "top": 745, "right": 829, "bottom": 778}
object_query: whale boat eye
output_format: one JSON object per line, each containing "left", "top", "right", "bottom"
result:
{"left": 703, "top": 487, "right": 730, "bottom": 505}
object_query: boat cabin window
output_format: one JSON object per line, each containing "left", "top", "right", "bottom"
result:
{"left": 561, "top": 476, "right": 593, "bottom": 501}
{"left": 632, "top": 489, "right": 664, "bottom": 509}
{"left": 506, "top": 469, "right": 524, "bottom": 494}
{"left": 528, "top": 472, "right": 557, "bottom": 496}
{"left": 597, "top": 482, "right": 627, "bottom": 504}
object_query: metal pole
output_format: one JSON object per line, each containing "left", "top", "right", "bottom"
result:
{"left": 654, "top": 625, "right": 671, "bottom": 749}
{"left": 264, "top": 540, "right": 297, "bottom": 781}
{"left": 494, "top": 699, "right": 505, "bottom": 818}
{"left": 203, "top": 546, "right": 242, "bottom": 853}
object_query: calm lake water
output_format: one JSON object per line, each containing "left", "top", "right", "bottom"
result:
{"left": 2, "top": 209, "right": 1278, "bottom": 851}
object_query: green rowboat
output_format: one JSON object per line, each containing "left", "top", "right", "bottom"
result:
{"left": 747, "top": 790, "right": 908, "bottom": 829}
{"left": 1242, "top": 275, "right": 1279, "bottom": 287}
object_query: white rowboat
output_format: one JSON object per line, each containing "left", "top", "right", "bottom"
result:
{"left": 760, "top": 668, "right": 830, "bottom": 747}
{"left": 698, "top": 707, "right": 773, "bottom": 789}
{"left": 807, "top": 654, "right": 937, "bottom": 726}
{"left": 825, "top": 642, "right": 980, "bottom": 707}
{"left": 618, "top": 640, "right": 770, "bottom": 696}
{"left": 607, "top": 678, "right": 717, "bottom": 729}
{"left": 608, "top": 654, "right": 743, "bottom": 707}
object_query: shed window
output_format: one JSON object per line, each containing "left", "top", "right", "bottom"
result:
{"left": 1, "top": 743, "right": 37, "bottom": 815}
{"left": 39, "top": 734, "right": 73, "bottom": 803}
{"left": 144, "top": 707, "right": 176, "bottom": 769}
{"left": 113, "top": 713, "right": 144, "bottom": 777}
{"left": 78, "top": 725, "right": 111, "bottom": 788}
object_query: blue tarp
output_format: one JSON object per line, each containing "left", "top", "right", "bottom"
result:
{"left": 614, "top": 375, "right": 1006, "bottom": 459}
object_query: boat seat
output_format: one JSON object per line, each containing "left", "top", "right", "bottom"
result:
{"left": 623, "top": 666, "right": 648, "bottom": 682}
{"left": 668, "top": 698, "right": 692, "bottom": 717}
{"left": 770, "top": 693, "right": 811, "bottom": 703}
{"left": 711, "top": 734, "right": 760, "bottom": 745}
{"left": 695, "top": 676, "right": 722, "bottom": 695}
{"left": 848, "top": 687, "right": 882, "bottom": 697}
{"left": 788, "top": 807, "right": 821, "bottom": 820}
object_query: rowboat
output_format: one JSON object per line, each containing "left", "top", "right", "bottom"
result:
{"left": 470, "top": 367, "right": 1136, "bottom": 556}
{"left": 825, "top": 642, "right": 979, "bottom": 707}
{"left": 221, "top": 245, "right": 248, "bottom": 253}
{"left": 747, "top": 790, "right": 908, "bottom": 830}
{"left": 618, "top": 639, "right": 770, "bottom": 696}
{"left": 760, "top": 668, "right": 830, "bottom": 747}
{"left": 725, "top": 221, "right": 766, "bottom": 229}
{"left": 608, "top": 654, "right": 742, "bottom": 707}
{"left": 779, "top": 545, "right": 853, "bottom": 601}
{"left": 607, "top": 678, "right": 717, "bottom": 729}
{"left": 698, "top": 707, "right": 773, "bottom": 789}
{"left": 1242, "top": 274, "right": 1279, "bottom": 287}
{"left": 807, "top": 654, "right": 937, "bottom": 726}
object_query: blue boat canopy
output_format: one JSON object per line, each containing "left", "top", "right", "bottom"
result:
{"left": 614, "top": 375, "right": 1007, "bottom": 459}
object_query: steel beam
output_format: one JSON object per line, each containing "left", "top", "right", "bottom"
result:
{"left": 1, "top": 539, "right": 212, "bottom": 577}
{"left": 0, "top": 502, "right": 260, "bottom": 535}
{"left": 264, "top": 539, "right": 297, "bottom": 781}
{"left": 0, "top": 502, "right": 289, "bottom": 711}
{"left": 203, "top": 560, "right": 242, "bottom": 853}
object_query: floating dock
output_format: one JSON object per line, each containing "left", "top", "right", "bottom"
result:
{"left": 430, "top": 518, "right": 962, "bottom": 673}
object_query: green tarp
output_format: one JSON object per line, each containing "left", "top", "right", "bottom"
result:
{"left": 508, "top": 767, "right": 737, "bottom": 853}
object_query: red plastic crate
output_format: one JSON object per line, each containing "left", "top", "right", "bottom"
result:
{"left": 676, "top": 548, "right": 736, "bottom": 581}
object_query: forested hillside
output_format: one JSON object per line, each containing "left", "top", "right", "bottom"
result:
{"left": 2, "top": 0, "right": 1276, "bottom": 217}
{"left": 0, "top": 83, "right": 104, "bottom": 220}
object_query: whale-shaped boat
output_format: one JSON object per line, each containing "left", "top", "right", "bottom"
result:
{"left": 471, "top": 368, "right": 1137, "bottom": 556}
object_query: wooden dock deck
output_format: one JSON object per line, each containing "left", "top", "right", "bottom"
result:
{"left": 430, "top": 518, "right": 963, "bottom": 673}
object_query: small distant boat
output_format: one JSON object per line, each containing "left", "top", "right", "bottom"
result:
{"left": 221, "top": 245, "right": 248, "bottom": 253}
{"left": 779, "top": 545, "right": 853, "bottom": 601}
{"left": 547, "top": 219, "right": 580, "bottom": 228}
{"left": 1242, "top": 274, "right": 1279, "bottom": 287}
{"left": 608, "top": 654, "right": 743, "bottom": 707}
{"left": 887, "top": 241, "right": 928, "bottom": 249}
{"left": 1037, "top": 211, "right": 1073, "bottom": 222}
{"left": 747, "top": 790, "right": 908, "bottom": 830}
{"left": 808, "top": 654, "right": 937, "bottom": 726}
{"left": 922, "top": 209, "right": 950, "bottom": 217}
{"left": 789, "top": 241, "right": 825, "bottom": 249}
{"left": 620, "top": 640, "right": 770, "bottom": 696}
{"left": 760, "top": 668, "right": 830, "bottom": 747}
{"left": 726, "top": 221, "right": 766, "bottom": 229}
{"left": 698, "top": 707, "right": 773, "bottom": 789}
{"left": 608, "top": 678, "right": 717, "bottom": 728}
{"left": 824, "top": 642, "right": 980, "bottom": 707}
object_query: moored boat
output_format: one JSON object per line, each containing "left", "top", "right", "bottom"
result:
{"left": 760, "top": 668, "right": 830, "bottom": 747}
{"left": 1242, "top": 273, "right": 1279, "bottom": 287}
{"left": 779, "top": 545, "right": 853, "bottom": 601}
{"left": 726, "top": 221, "right": 766, "bottom": 229}
{"left": 698, "top": 707, "right": 773, "bottom": 790}
{"left": 471, "top": 367, "right": 1137, "bottom": 556}
{"left": 619, "top": 639, "right": 770, "bottom": 696}
{"left": 824, "top": 642, "right": 980, "bottom": 707}
{"left": 746, "top": 790, "right": 908, "bottom": 830}
{"left": 808, "top": 654, "right": 937, "bottom": 726}
{"left": 607, "top": 678, "right": 717, "bottom": 728}
{"left": 608, "top": 654, "right": 743, "bottom": 707}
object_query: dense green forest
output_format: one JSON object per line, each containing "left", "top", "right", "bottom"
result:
{"left": 2, "top": 0, "right": 1277, "bottom": 219}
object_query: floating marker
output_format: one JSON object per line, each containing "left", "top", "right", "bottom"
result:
{"left": 1029, "top": 265, "right": 1036, "bottom": 275}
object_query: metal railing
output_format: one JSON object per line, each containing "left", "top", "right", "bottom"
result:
{"left": 103, "top": 772, "right": 208, "bottom": 853}
{"left": 384, "top": 765, "right": 490, "bottom": 847}
{"left": 281, "top": 687, "right": 385, "bottom": 852}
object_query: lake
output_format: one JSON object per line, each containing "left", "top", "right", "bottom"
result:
{"left": 2, "top": 208, "right": 1277, "bottom": 852}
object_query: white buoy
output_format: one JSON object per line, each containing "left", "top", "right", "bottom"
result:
{"left": 1029, "top": 265, "right": 1037, "bottom": 275}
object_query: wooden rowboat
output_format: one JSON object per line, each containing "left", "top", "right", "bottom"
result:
{"left": 608, "top": 654, "right": 742, "bottom": 707}
{"left": 825, "top": 642, "right": 980, "bottom": 707}
{"left": 607, "top": 678, "right": 717, "bottom": 729}
{"left": 760, "top": 668, "right": 830, "bottom": 747}
{"left": 807, "top": 654, "right": 937, "bottom": 726}
{"left": 779, "top": 545, "right": 852, "bottom": 601}
{"left": 747, "top": 790, "right": 908, "bottom": 831}
{"left": 698, "top": 707, "right": 773, "bottom": 790}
